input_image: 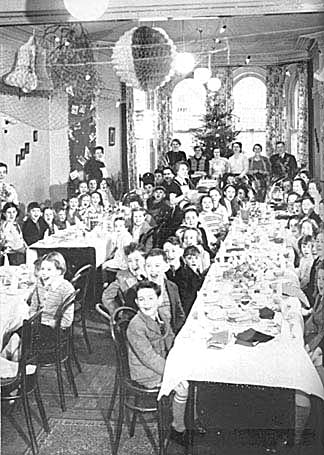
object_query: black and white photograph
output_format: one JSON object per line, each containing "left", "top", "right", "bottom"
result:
{"left": 0, "top": 1, "right": 324, "bottom": 455}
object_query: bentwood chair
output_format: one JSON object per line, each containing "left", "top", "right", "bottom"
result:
{"left": 71, "top": 264, "right": 93, "bottom": 354}
{"left": 1, "top": 311, "right": 50, "bottom": 455}
{"left": 38, "top": 290, "right": 80, "bottom": 412}
{"left": 108, "top": 306, "right": 171, "bottom": 455}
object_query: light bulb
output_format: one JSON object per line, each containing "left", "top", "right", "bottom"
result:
{"left": 85, "top": 74, "right": 91, "bottom": 81}
{"left": 220, "top": 25, "right": 227, "bottom": 34}
{"left": 193, "top": 67, "right": 211, "bottom": 85}
{"left": 174, "top": 52, "right": 195, "bottom": 75}
{"left": 64, "top": 0, "right": 109, "bottom": 21}
{"left": 207, "top": 77, "right": 222, "bottom": 92}
{"left": 245, "top": 55, "right": 251, "bottom": 65}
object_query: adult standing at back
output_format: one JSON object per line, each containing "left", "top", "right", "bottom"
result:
{"left": 270, "top": 141, "right": 298, "bottom": 182}
{"left": 84, "top": 146, "right": 107, "bottom": 183}
{"left": 228, "top": 142, "right": 249, "bottom": 180}
{"left": 166, "top": 139, "right": 187, "bottom": 169}
{"left": 0, "top": 162, "right": 18, "bottom": 210}
{"left": 248, "top": 143, "right": 271, "bottom": 202}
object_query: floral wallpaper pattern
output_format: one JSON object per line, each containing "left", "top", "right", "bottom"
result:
{"left": 265, "top": 65, "right": 288, "bottom": 157}
{"left": 296, "top": 62, "right": 309, "bottom": 168}
{"left": 126, "top": 86, "right": 138, "bottom": 189}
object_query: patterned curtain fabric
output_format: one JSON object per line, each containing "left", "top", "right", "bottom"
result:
{"left": 155, "top": 81, "right": 175, "bottom": 167}
{"left": 296, "top": 62, "right": 309, "bottom": 168}
{"left": 265, "top": 65, "right": 288, "bottom": 157}
{"left": 126, "top": 86, "right": 138, "bottom": 189}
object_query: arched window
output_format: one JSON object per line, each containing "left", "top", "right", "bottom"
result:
{"left": 172, "top": 78, "right": 206, "bottom": 153}
{"left": 233, "top": 75, "right": 266, "bottom": 157}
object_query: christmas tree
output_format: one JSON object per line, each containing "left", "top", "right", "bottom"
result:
{"left": 191, "top": 93, "right": 240, "bottom": 159}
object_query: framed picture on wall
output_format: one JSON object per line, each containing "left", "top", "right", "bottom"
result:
{"left": 20, "top": 148, "right": 25, "bottom": 160}
{"left": 16, "top": 154, "right": 21, "bottom": 166}
{"left": 33, "top": 130, "right": 38, "bottom": 142}
{"left": 25, "top": 142, "right": 30, "bottom": 154}
{"left": 108, "top": 127, "right": 115, "bottom": 146}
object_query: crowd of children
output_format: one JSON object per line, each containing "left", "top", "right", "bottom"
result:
{"left": 1, "top": 143, "right": 324, "bottom": 448}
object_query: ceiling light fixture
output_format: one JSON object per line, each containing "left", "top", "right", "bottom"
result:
{"left": 245, "top": 55, "right": 251, "bottom": 65}
{"left": 63, "top": 0, "right": 109, "bottom": 21}
{"left": 174, "top": 52, "right": 195, "bottom": 75}
{"left": 220, "top": 25, "right": 227, "bottom": 34}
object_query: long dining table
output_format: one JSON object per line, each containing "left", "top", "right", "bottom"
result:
{"left": 158, "top": 205, "right": 324, "bottom": 435}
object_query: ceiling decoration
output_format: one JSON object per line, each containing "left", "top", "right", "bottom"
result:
{"left": 112, "top": 26, "right": 176, "bottom": 91}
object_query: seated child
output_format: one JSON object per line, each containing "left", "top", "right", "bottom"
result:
{"left": 55, "top": 207, "right": 70, "bottom": 230}
{"left": 130, "top": 207, "right": 153, "bottom": 251}
{"left": 22, "top": 202, "right": 48, "bottom": 246}
{"left": 102, "top": 243, "right": 146, "bottom": 315}
{"left": 66, "top": 196, "right": 82, "bottom": 226}
{"left": 29, "top": 252, "right": 75, "bottom": 346}
{"left": 180, "top": 227, "right": 210, "bottom": 273}
{"left": 297, "top": 235, "right": 315, "bottom": 291}
{"left": 304, "top": 260, "right": 324, "bottom": 352}
{"left": 102, "top": 217, "right": 132, "bottom": 272}
{"left": 163, "top": 236, "right": 184, "bottom": 281}
{"left": 173, "top": 246, "right": 206, "bottom": 316}
{"left": 127, "top": 280, "right": 189, "bottom": 444}
{"left": 147, "top": 186, "right": 172, "bottom": 227}
{"left": 144, "top": 249, "right": 186, "bottom": 334}
{"left": 43, "top": 207, "right": 59, "bottom": 236}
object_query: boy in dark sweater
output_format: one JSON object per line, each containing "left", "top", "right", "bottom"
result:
{"left": 173, "top": 245, "right": 206, "bottom": 316}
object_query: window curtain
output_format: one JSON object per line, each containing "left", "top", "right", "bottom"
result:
{"left": 296, "top": 62, "right": 308, "bottom": 168}
{"left": 155, "top": 81, "right": 174, "bottom": 167}
{"left": 265, "top": 65, "right": 288, "bottom": 157}
{"left": 126, "top": 86, "right": 138, "bottom": 189}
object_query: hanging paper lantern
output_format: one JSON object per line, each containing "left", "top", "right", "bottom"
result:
{"left": 112, "top": 26, "right": 176, "bottom": 91}
{"left": 193, "top": 67, "right": 211, "bottom": 85}
{"left": 64, "top": 0, "right": 108, "bottom": 21}
{"left": 174, "top": 52, "right": 195, "bottom": 75}
{"left": 207, "top": 77, "right": 222, "bottom": 92}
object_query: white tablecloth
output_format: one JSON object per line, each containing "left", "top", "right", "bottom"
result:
{"left": 0, "top": 291, "right": 30, "bottom": 351}
{"left": 159, "top": 211, "right": 324, "bottom": 400}
{"left": 26, "top": 231, "right": 113, "bottom": 268}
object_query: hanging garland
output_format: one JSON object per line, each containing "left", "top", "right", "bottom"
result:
{"left": 112, "top": 26, "right": 176, "bottom": 91}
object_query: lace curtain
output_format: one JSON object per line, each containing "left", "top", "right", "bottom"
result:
{"left": 296, "top": 62, "right": 308, "bottom": 168}
{"left": 126, "top": 86, "right": 137, "bottom": 189}
{"left": 265, "top": 65, "right": 288, "bottom": 157}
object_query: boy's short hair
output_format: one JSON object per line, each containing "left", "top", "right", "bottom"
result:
{"left": 27, "top": 201, "right": 41, "bottom": 212}
{"left": 297, "top": 234, "right": 314, "bottom": 252}
{"left": 124, "top": 242, "right": 146, "bottom": 256}
{"left": 153, "top": 186, "right": 166, "bottom": 194}
{"left": 114, "top": 216, "right": 125, "bottom": 225}
{"left": 183, "top": 206, "right": 199, "bottom": 217}
{"left": 136, "top": 280, "right": 161, "bottom": 298}
{"left": 145, "top": 248, "right": 167, "bottom": 263}
{"left": 41, "top": 251, "right": 67, "bottom": 275}
{"left": 163, "top": 236, "right": 181, "bottom": 247}
{"left": 183, "top": 245, "right": 200, "bottom": 258}
{"left": 301, "top": 193, "right": 315, "bottom": 205}
{"left": 0, "top": 162, "right": 8, "bottom": 172}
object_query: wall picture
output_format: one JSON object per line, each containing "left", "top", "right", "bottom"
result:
{"left": 20, "top": 148, "right": 25, "bottom": 160}
{"left": 25, "top": 142, "right": 30, "bottom": 154}
{"left": 16, "top": 154, "right": 21, "bottom": 166}
{"left": 33, "top": 130, "right": 38, "bottom": 142}
{"left": 108, "top": 127, "right": 115, "bottom": 146}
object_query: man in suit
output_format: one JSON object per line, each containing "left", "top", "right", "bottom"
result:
{"left": 270, "top": 141, "right": 298, "bottom": 181}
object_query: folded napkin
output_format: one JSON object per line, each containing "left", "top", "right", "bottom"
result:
{"left": 259, "top": 307, "right": 275, "bottom": 320}
{"left": 207, "top": 330, "right": 229, "bottom": 349}
{"left": 235, "top": 328, "right": 274, "bottom": 347}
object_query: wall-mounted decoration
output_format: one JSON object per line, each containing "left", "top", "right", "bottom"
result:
{"left": 33, "top": 130, "right": 38, "bottom": 142}
{"left": 108, "top": 127, "right": 116, "bottom": 146}
{"left": 20, "top": 148, "right": 25, "bottom": 160}
{"left": 25, "top": 142, "right": 30, "bottom": 154}
{"left": 16, "top": 154, "right": 21, "bottom": 166}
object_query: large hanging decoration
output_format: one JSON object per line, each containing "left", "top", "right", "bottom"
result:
{"left": 112, "top": 26, "right": 176, "bottom": 91}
